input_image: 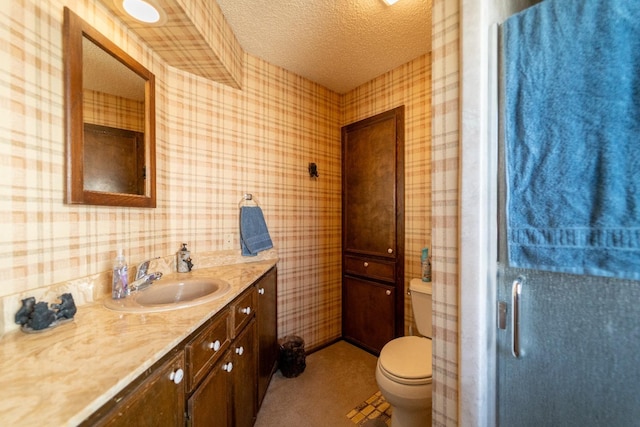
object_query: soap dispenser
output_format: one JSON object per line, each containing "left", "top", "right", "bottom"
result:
{"left": 177, "top": 243, "right": 193, "bottom": 273}
{"left": 112, "top": 249, "right": 129, "bottom": 299}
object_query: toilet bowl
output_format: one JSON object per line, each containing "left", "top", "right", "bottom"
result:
{"left": 376, "top": 336, "right": 432, "bottom": 427}
{"left": 376, "top": 279, "right": 432, "bottom": 426}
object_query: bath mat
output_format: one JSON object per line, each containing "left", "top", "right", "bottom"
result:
{"left": 346, "top": 391, "right": 392, "bottom": 426}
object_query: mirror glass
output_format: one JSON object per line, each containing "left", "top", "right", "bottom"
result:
{"left": 64, "top": 7, "right": 156, "bottom": 207}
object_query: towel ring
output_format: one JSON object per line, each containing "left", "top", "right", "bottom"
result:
{"left": 238, "top": 193, "right": 260, "bottom": 207}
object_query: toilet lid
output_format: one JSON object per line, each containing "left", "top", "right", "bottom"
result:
{"left": 379, "top": 336, "right": 432, "bottom": 385}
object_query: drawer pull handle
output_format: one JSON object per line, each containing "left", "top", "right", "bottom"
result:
{"left": 209, "top": 340, "right": 221, "bottom": 351}
{"left": 240, "top": 306, "right": 251, "bottom": 315}
{"left": 258, "top": 287, "right": 265, "bottom": 295}
{"left": 235, "top": 346, "right": 244, "bottom": 356}
{"left": 363, "top": 262, "right": 369, "bottom": 267}
{"left": 385, "top": 290, "right": 391, "bottom": 296}
{"left": 388, "top": 248, "right": 393, "bottom": 254}
{"left": 169, "top": 368, "right": 184, "bottom": 385}
{"left": 222, "top": 362, "right": 233, "bottom": 373}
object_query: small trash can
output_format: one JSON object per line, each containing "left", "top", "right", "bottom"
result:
{"left": 278, "top": 335, "right": 306, "bottom": 378}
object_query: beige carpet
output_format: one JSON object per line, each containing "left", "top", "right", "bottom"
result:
{"left": 255, "top": 340, "right": 379, "bottom": 427}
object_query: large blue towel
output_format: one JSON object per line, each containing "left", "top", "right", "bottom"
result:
{"left": 503, "top": 0, "right": 640, "bottom": 280}
{"left": 240, "top": 206, "right": 273, "bottom": 256}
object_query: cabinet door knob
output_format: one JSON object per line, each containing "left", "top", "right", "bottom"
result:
{"left": 209, "top": 340, "right": 221, "bottom": 351}
{"left": 363, "top": 262, "right": 369, "bottom": 267}
{"left": 169, "top": 368, "right": 184, "bottom": 385}
{"left": 388, "top": 248, "right": 393, "bottom": 254}
{"left": 235, "top": 346, "right": 244, "bottom": 356}
{"left": 222, "top": 362, "right": 233, "bottom": 373}
{"left": 386, "top": 290, "right": 391, "bottom": 296}
{"left": 258, "top": 287, "right": 265, "bottom": 295}
{"left": 240, "top": 306, "right": 252, "bottom": 315}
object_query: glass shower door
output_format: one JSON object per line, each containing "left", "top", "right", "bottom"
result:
{"left": 495, "top": 1, "right": 640, "bottom": 424}
{"left": 496, "top": 263, "right": 640, "bottom": 426}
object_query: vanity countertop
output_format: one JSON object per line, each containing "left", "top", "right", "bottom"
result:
{"left": 0, "top": 258, "right": 277, "bottom": 426}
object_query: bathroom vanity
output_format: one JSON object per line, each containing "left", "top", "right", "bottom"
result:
{"left": 0, "top": 258, "right": 278, "bottom": 426}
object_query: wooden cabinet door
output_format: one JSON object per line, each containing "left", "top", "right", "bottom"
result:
{"left": 342, "top": 106, "right": 405, "bottom": 352}
{"left": 256, "top": 266, "right": 278, "bottom": 406}
{"left": 187, "top": 352, "right": 231, "bottom": 427}
{"left": 232, "top": 319, "right": 257, "bottom": 427}
{"left": 83, "top": 123, "right": 145, "bottom": 195}
{"left": 93, "top": 351, "right": 185, "bottom": 427}
{"left": 343, "top": 276, "right": 396, "bottom": 354}
{"left": 342, "top": 108, "right": 402, "bottom": 259}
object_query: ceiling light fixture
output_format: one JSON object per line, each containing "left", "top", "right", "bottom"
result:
{"left": 122, "top": 0, "right": 161, "bottom": 23}
{"left": 382, "top": 0, "right": 400, "bottom": 5}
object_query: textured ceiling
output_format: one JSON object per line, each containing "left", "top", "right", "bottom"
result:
{"left": 83, "top": 38, "right": 146, "bottom": 101}
{"left": 215, "top": 0, "right": 431, "bottom": 94}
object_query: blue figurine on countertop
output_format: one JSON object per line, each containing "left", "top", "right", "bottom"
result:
{"left": 15, "top": 293, "right": 77, "bottom": 332}
{"left": 14, "top": 296, "right": 36, "bottom": 327}
{"left": 52, "top": 293, "right": 78, "bottom": 320}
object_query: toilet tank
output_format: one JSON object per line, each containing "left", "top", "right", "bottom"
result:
{"left": 409, "top": 279, "right": 432, "bottom": 338}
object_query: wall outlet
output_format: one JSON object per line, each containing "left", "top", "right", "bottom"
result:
{"left": 223, "top": 233, "right": 234, "bottom": 250}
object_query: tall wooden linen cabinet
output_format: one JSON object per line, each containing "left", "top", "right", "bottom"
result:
{"left": 341, "top": 106, "right": 405, "bottom": 355}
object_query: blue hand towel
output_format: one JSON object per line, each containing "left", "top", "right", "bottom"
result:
{"left": 240, "top": 206, "right": 273, "bottom": 256}
{"left": 503, "top": 0, "right": 640, "bottom": 280}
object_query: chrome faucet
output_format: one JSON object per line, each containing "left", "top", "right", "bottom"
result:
{"left": 130, "top": 258, "right": 163, "bottom": 293}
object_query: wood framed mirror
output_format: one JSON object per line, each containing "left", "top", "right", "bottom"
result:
{"left": 63, "top": 7, "right": 156, "bottom": 207}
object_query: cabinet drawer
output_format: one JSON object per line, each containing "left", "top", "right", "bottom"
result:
{"left": 231, "top": 287, "right": 257, "bottom": 338}
{"left": 185, "top": 309, "right": 230, "bottom": 392}
{"left": 344, "top": 256, "right": 395, "bottom": 282}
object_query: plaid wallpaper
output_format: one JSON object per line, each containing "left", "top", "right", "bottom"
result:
{"left": 2, "top": 0, "right": 455, "bottom": 422}
{"left": 431, "top": 0, "right": 460, "bottom": 425}
{"left": 83, "top": 89, "right": 145, "bottom": 132}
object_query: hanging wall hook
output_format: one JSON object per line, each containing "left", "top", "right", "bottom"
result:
{"left": 308, "top": 163, "right": 319, "bottom": 178}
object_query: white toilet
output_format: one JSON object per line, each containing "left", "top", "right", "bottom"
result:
{"left": 376, "top": 279, "right": 432, "bottom": 427}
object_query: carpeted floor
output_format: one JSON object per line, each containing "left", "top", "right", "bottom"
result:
{"left": 254, "top": 340, "right": 380, "bottom": 427}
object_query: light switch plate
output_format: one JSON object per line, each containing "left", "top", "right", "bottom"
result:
{"left": 223, "top": 233, "right": 234, "bottom": 250}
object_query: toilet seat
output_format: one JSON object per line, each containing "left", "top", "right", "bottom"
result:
{"left": 378, "top": 336, "right": 432, "bottom": 386}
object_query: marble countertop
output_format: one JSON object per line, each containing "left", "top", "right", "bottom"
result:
{"left": 0, "top": 258, "right": 277, "bottom": 426}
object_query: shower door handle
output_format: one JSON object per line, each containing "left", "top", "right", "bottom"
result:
{"left": 511, "top": 276, "right": 524, "bottom": 358}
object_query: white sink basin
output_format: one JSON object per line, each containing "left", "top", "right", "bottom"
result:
{"left": 104, "top": 278, "right": 231, "bottom": 313}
